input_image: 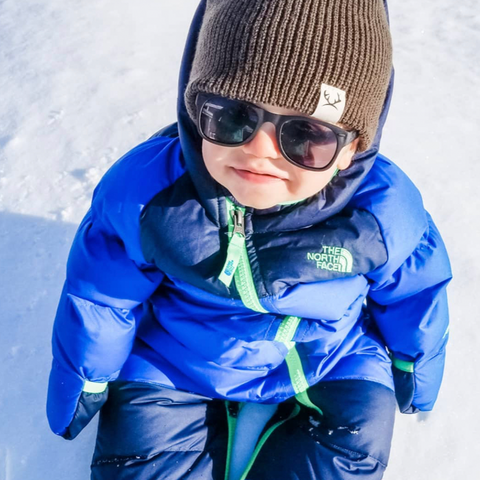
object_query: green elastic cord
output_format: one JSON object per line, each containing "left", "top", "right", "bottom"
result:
{"left": 391, "top": 355, "right": 415, "bottom": 373}
{"left": 83, "top": 380, "right": 108, "bottom": 394}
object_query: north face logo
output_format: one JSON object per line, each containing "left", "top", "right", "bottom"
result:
{"left": 307, "top": 246, "right": 353, "bottom": 273}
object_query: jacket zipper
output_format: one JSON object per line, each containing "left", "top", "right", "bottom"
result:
{"left": 219, "top": 199, "right": 322, "bottom": 478}
{"left": 218, "top": 198, "right": 322, "bottom": 415}
{"left": 219, "top": 199, "right": 268, "bottom": 313}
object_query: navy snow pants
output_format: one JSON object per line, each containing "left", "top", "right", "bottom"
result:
{"left": 90, "top": 380, "right": 396, "bottom": 480}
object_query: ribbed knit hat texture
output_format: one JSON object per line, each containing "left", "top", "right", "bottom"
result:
{"left": 185, "top": 0, "right": 392, "bottom": 152}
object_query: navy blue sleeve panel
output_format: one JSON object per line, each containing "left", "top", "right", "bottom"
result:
{"left": 47, "top": 135, "right": 186, "bottom": 436}
{"left": 366, "top": 213, "right": 452, "bottom": 411}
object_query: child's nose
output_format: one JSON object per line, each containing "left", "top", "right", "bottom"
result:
{"left": 241, "top": 122, "right": 282, "bottom": 159}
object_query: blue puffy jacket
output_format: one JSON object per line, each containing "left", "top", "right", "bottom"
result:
{"left": 47, "top": 0, "right": 451, "bottom": 438}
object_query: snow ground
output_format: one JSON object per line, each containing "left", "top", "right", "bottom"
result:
{"left": 0, "top": 0, "right": 479, "bottom": 478}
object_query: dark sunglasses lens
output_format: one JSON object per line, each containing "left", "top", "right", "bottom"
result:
{"left": 199, "top": 97, "right": 258, "bottom": 145}
{"left": 281, "top": 120, "right": 338, "bottom": 169}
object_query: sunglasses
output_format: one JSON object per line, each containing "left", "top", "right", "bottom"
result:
{"left": 195, "top": 93, "right": 358, "bottom": 172}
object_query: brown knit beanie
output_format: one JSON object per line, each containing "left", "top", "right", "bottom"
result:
{"left": 185, "top": 0, "right": 392, "bottom": 152}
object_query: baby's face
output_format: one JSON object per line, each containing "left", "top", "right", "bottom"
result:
{"left": 201, "top": 101, "right": 358, "bottom": 210}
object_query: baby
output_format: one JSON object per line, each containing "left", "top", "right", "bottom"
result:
{"left": 47, "top": 1, "right": 452, "bottom": 479}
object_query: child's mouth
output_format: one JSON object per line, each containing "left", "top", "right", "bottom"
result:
{"left": 233, "top": 168, "right": 286, "bottom": 184}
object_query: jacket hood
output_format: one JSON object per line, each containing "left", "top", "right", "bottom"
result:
{"left": 176, "top": 0, "right": 394, "bottom": 231}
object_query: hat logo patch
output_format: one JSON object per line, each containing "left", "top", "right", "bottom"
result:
{"left": 313, "top": 84, "right": 346, "bottom": 123}
{"left": 323, "top": 91, "right": 342, "bottom": 110}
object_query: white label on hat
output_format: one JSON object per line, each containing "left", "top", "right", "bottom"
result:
{"left": 312, "top": 83, "right": 346, "bottom": 124}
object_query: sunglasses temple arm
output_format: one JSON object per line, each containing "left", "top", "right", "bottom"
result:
{"left": 345, "top": 131, "right": 359, "bottom": 146}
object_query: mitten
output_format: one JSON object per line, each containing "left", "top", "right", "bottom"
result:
{"left": 391, "top": 357, "right": 419, "bottom": 414}
{"left": 61, "top": 382, "right": 109, "bottom": 440}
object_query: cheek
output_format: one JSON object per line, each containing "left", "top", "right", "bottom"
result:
{"left": 289, "top": 169, "right": 333, "bottom": 197}
{"left": 201, "top": 141, "right": 240, "bottom": 185}
{"left": 202, "top": 141, "right": 233, "bottom": 165}
{"left": 201, "top": 141, "right": 215, "bottom": 168}
{"left": 202, "top": 141, "right": 223, "bottom": 175}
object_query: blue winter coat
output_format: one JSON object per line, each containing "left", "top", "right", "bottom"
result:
{"left": 47, "top": 0, "right": 451, "bottom": 437}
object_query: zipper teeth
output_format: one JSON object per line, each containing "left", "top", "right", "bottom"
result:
{"left": 224, "top": 198, "right": 268, "bottom": 314}
{"left": 235, "top": 247, "right": 267, "bottom": 313}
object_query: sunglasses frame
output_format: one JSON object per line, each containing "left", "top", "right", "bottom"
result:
{"left": 195, "top": 93, "right": 358, "bottom": 172}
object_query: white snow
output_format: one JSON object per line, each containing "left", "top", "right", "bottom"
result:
{"left": 0, "top": 0, "right": 478, "bottom": 478}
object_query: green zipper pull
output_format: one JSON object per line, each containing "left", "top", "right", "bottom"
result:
{"left": 219, "top": 207, "right": 246, "bottom": 287}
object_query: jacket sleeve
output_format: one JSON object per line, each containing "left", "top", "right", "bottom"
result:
{"left": 46, "top": 141, "right": 172, "bottom": 437}
{"left": 366, "top": 212, "right": 452, "bottom": 412}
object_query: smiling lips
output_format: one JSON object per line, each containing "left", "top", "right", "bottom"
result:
{"left": 233, "top": 167, "right": 286, "bottom": 184}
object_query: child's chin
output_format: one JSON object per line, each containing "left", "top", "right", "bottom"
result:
{"left": 229, "top": 185, "right": 294, "bottom": 209}
{"left": 233, "top": 195, "right": 280, "bottom": 210}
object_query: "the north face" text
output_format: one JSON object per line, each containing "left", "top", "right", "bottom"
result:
{"left": 307, "top": 246, "right": 353, "bottom": 273}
